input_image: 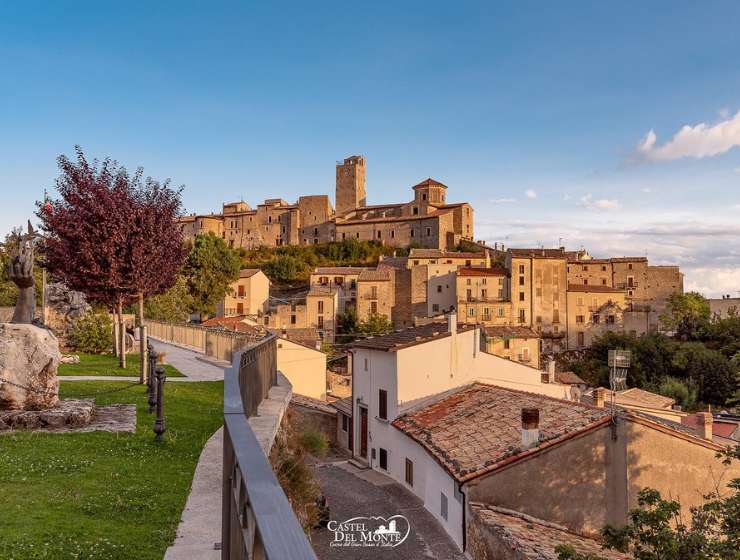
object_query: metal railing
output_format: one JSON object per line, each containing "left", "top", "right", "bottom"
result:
{"left": 222, "top": 334, "right": 317, "bottom": 560}
{"left": 145, "top": 319, "right": 260, "bottom": 363}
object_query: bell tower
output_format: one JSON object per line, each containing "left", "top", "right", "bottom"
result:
{"left": 335, "top": 155, "right": 367, "bottom": 216}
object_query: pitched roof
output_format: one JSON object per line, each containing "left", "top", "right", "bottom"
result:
{"left": 412, "top": 178, "right": 448, "bottom": 189}
{"left": 508, "top": 248, "right": 567, "bottom": 259}
{"left": 377, "top": 257, "right": 409, "bottom": 270}
{"left": 392, "top": 383, "right": 610, "bottom": 482}
{"left": 239, "top": 268, "right": 263, "bottom": 278}
{"left": 201, "top": 316, "right": 264, "bottom": 336}
{"left": 291, "top": 394, "right": 336, "bottom": 415}
{"left": 458, "top": 267, "right": 508, "bottom": 277}
{"left": 269, "top": 328, "right": 320, "bottom": 347}
{"left": 555, "top": 371, "right": 588, "bottom": 385}
{"left": 350, "top": 321, "right": 475, "bottom": 352}
{"left": 567, "top": 284, "right": 626, "bottom": 293}
{"left": 358, "top": 269, "right": 391, "bottom": 281}
{"left": 682, "top": 414, "right": 740, "bottom": 440}
{"left": 469, "top": 505, "right": 630, "bottom": 560}
{"left": 483, "top": 326, "right": 540, "bottom": 339}
{"left": 617, "top": 388, "right": 675, "bottom": 409}
{"left": 330, "top": 396, "right": 352, "bottom": 416}
{"left": 409, "top": 249, "right": 484, "bottom": 259}
{"left": 312, "top": 266, "right": 371, "bottom": 275}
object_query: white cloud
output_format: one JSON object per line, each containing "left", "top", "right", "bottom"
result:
{"left": 733, "top": 167, "right": 740, "bottom": 174}
{"left": 636, "top": 110, "right": 740, "bottom": 161}
{"left": 489, "top": 197, "right": 516, "bottom": 204}
{"left": 719, "top": 107, "right": 730, "bottom": 119}
{"left": 525, "top": 189, "right": 537, "bottom": 199}
{"left": 578, "top": 193, "right": 621, "bottom": 211}
{"left": 641, "top": 187, "right": 652, "bottom": 193}
{"left": 562, "top": 193, "right": 571, "bottom": 201}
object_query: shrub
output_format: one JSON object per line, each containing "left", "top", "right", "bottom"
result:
{"left": 68, "top": 312, "right": 113, "bottom": 354}
{"left": 657, "top": 376, "right": 698, "bottom": 411}
{"left": 299, "top": 429, "right": 328, "bottom": 457}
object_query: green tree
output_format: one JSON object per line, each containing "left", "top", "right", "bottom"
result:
{"left": 358, "top": 313, "right": 393, "bottom": 336}
{"left": 182, "top": 233, "right": 241, "bottom": 318}
{"left": 656, "top": 376, "right": 698, "bottom": 411}
{"left": 67, "top": 311, "right": 114, "bottom": 354}
{"left": 660, "top": 292, "right": 710, "bottom": 340}
{"left": 262, "top": 255, "right": 308, "bottom": 284}
{"left": 144, "top": 275, "right": 194, "bottom": 323}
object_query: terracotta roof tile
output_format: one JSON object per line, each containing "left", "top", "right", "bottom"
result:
{"left": 393, "top": 383, "right": 610, "bottom": 481}
{"left": 239, "top": 268, "right": 263, "bottom": 278}
{"left": 291, "top": 395, "right": 336, "bottom": 415}
{"left": 358, "top": 269, "right": 391, "bottom": 281}
{"left": 470, "top": 505, "right": 630, "bottom": 560}
{"left": 555, "top": 371, "right": 588, "bottom": 385}
{"left": 509, "top": 248, "right": 568, "bottom": 259}
{"left": 350, "top": 321, "right": 475, "bottom": 352}
{"left": 312, "top": 267, "right": 371, "bottom": 275}
{"left": 409, "top": 249, "right": 485, "bottom": 259}
{"left": 458, "top": 267, "right": 508, "bottom": 277}
{"left": 412, "top": 178, "right": 448, "bottom": 189}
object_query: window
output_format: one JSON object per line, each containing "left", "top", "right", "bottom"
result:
{"left": 342, "top": 415, "right": 348, "bottom": 432}
{"left": 519, "top": 265, "right": 525, "bottom": 274}
{"left": 410, "top": 229, "right": 415, "bottom": 238}
{"left": 497, "top": 306, "right": 504, "bottom": 317}
{"left": 405, "top": 459, "right": 414, "bottom": 486}
{"left": 504, "top": 339, "right": 510, "bottom": 349}
{"left": 481, "top": 289, "right": 487, "bottom": 299}
{"left": 290, "top": 314, "right": 296, "bottom": 325}
{"left": 466, "top": 289, "right": 472, "bottom": 301}
{"left": 466, "top": 278, "right": 471, "bottom": 286}
{"left": 519, "top": 291, "right": 525, "bottom": 301}
{"left": 371, "top": 301, "right": 378, "bottom": 314}
{"left": 413, "top": 207, "right": 419, "bottom": 215}
{"left": 335, "top": 277, "right": 343, "bottom": 285}
{"left": 592, "top": 314, "right": 600, "bottom": 324}
{"left": 628, "top": 263, "right": 633, "bottom": 270}
{"left": 602, "top": 278, "right": 607, "bottom": 285}
{"left": 519, "top": 276, "right": 525, "bottom": 286}
{"left": 437, "top": 285, "right": 442, "bottom": 293}
{"left": 364, "top": 358, "right": 368, "bottom": 371}
{"left": 432, "top": 303, "right": 439, "bottom": 312}
{"left": 466, "top": 260, "right": 471, "bottom": 266}
{"left": 576, "top": 315, "right": 584, "bottom": 323}
{"left": 577, "top": 297, "right": 584, "bottom": 306}
{"left": 318, "top": 301, "right": 324, "bottom": 313}
{"left": 378, "top": 389, "right": 388, "bottom": 420}
{"left": 422, "top": 193, "right": 427, "bottom": 201}
{"left": 440, "top": 493, "right": 448, "bottom": 521}
{"left": 317, "top": 316, "right": 324, "bottom": 329}
{"left": 607, "top": 315, "right": 615, "bottom": 324}
{"left": 426, "top": 227, "right": 431, "bottom": 237}
{"left": 602, "top": 265, "right": 607, "bottom": 272}
{"left": 238, "top": 285, "right": 245, "bottom": 297}
{"left": 370, "top": 286, "right": 378, "bottom": 299}
{"left": 468, "top": 307, "right": 475, "bottom": 317}
{"left": 379, "top": 448, "right": 388, "bottom": 470}
{"left": 584, "top": 278, "right": 589, "bottom": 285}
{"left": 377, "top": 231, "right": 382, "bottom": 239}
{"left": 518, "top": 309, "right": 525, "bottom": 323}
{"left": 553, "top": 309, "right": 560, "bottom": 323}
{"left": 577, "top": 332, "right": 585, "bottom": 347}
{"left": 391, "top": 230, "right": 395, "bottom": 239}
{"left": 583, "top": 265, "right": 588, "bottom": 271}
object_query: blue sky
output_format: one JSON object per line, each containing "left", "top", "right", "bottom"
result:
{"left": 2, "top": 1, "right": 739, "bottom": 295}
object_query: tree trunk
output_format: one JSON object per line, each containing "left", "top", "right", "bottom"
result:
{"left": 113, "top": 313, "right": 120, "bottom": 357}
{"left": 138, "top": 292, "right": 147, "bottom": 384}
{"left": 117, "top": 299, "right": 126, "bottom": 369}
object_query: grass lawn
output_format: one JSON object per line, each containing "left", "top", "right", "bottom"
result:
{"left": 58, "top": 353, "right": 184, "bottom": 377}
{"left": 0, "top": 380, "right": 223, "bottom": 559}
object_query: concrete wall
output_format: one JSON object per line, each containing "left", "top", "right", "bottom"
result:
{"left": 289, "top": 403, "right": 337, "bottom": 446}
{"left": 466, "top": 418, "right": 740, "bottom": 537}
{"left": 276, "top": 338, "right": 327, "bottom": 400}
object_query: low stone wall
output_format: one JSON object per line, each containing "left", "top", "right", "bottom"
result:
{"left": 289, "top": 401, "right": 337, "bottom": 447}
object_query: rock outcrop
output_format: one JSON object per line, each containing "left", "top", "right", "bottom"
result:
{"left": 44, "top": 282, "right": 91, "bottom": 348}
{"left": 0, "top": 323, "right": 60, "bottom": 410}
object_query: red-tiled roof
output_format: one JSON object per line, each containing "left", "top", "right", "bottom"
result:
{"left": 483, "top": 326, "right": 539, "bottom": 338}
{"left": 239, "top": 268, "right": 263, "bottom": 278}
{"left": 681, "top": 415, "right": 739, "bottom": 439}
{"left": 358, "top": 269, "right": 391, "bottom": 281}
{"left": 312, "top": 267, "right": 371, "bottom": 275}
{"left": 392, "top": 383, "right": 610, "bottom": 481}
{"left": 350, "top": 321, "right": 475, "bottom": 352}
{"left": 458, "top": 267, "right": 508, "bottom": 277}
{"left": 412, "top": 178, "right": 448, "bottom": 189}
{"left": 409, "top": 249, "right": 485, "bottom": 259}
{"left": 469, "top": 505, "right": 630, "bottom": 560}
{"left": 567, "top": 284, "right": 625, "bottom": 293}
{"left": 509, "top": 248, "right": 567, "bottom": 259}
{"left": 555, "top": 371, "right": 588, "bottom": 385}
{"left": 201, "top": 316, "right": 263, "bottom": 335}
{"left": 617, "top": 388, "right": 675, "bottom": 409}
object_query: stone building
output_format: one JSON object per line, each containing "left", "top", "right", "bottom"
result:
{"left": 355, "top": 269, "right": 394, "bottom": 323}
{"left": 217, "top": 269, "right": 270, "bottom": 317}
{"left": 309, "top": 266, "right": 369, "bottom": 315}
{"left": 709, "top": 295, "right": 740, "bottom": 319}
{"left": 263, "top": 287, "right": 338, "bottom": 343}
{"left": 456, "top": 267, "right": 510, "bottom": 325}
{"left": 481, "top": 325, "right": 540, "bottom": 368}
{"left": 565, "top": 284, "right": 626, "bottom": 349}
{"left": 177, "top": 156, "right": 474, "bottom": 251}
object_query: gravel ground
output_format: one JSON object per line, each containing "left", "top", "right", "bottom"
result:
{"left": 311, "top": 463, "right": 465, "bottom": 560}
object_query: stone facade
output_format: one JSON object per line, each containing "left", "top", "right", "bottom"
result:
{"left": 566, "top": 286, "right": 626, "bottom": 349}
{"left": 217, "top": 269, "right": 270, "bottom": 317}
{"left": 264, "top": 287, "right": 338, "bottom": 342}
{"left": 177, "top": 157, "right": 474, "bottom": 250}
{"left": 709, "top": 296, "right": 740, "bottom": 319}
{"left": 355, "top": 269, "right": 394, "bottom": 323}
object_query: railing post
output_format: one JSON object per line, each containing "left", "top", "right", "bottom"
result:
{"left": 153, "top": 365, "right": 166, "bottom": 442}
{"left": 148, "top": 346, "right": 158, "bottom": 414}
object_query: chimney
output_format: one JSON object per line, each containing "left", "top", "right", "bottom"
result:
{"left": 447, "top": 310, "right": 457, "bottom": 334}
{"left": 696, "top": 412, "right": 713, "bottom": 440}
{"left": 547, "top": 360, "right": 556, "bottom": 383}
{"left": 521, "top": 408, "right": 540, "bottom": 450}
{"left": 594, "top": 387, "right": 608, "bottom": 408}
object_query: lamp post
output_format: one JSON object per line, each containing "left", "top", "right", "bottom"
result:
{"left": 147, "top": 344, "right": 158, "bottom": 414}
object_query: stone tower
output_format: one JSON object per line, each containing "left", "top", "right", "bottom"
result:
{"left": 335, "top": 155, "right": 367, "bottom": 216}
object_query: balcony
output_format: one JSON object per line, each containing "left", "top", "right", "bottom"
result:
{"left": 223, "top": 334, "right": 317, "bottom": 559}
{"left": 615, "top": 282, "right": 638, "bottom": 289}
{"left": 361, "top": 293, "right": 379, "bottom": 300}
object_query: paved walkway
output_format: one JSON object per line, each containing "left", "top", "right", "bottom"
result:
{"left": 311, "top": 462, "right": 465, "bottom": 560}
{"left": 164, "top": 427, "right": 223, "bottom": 560}
{"left": 60, "top": 340, "right": 227, "bottom": 383}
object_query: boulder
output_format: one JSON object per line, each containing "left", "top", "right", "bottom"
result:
{"left": 0, "top": 323, "right": 60, "bottom": 410}
{"left": 44, "top": 282, "right": 91, "bottom": 348}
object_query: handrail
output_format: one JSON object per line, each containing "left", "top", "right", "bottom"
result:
{"left": 222, "top": 334, "right": 317, "bottom": 560}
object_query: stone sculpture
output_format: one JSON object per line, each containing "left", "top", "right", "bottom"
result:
{"left": 9, "top": 221, "right": 37, "bottom": 324}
